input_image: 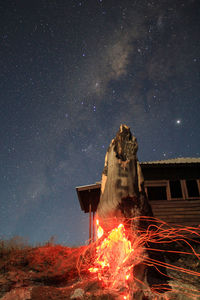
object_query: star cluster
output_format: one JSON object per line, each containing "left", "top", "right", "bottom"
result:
{"left": 0, "top": 0, "right": 200, "bottom": 245}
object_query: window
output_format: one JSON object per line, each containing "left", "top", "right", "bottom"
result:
{"left": 144, "top": 179, "right": 200, "bottom": 201}
{"left": 186, "top": 180, "right": 200, "bottom": 198}
{"left": 170, "top": 180, "right": 183, "bottom": 198}
{"left": 145, "top": 180, "right": 169, "bottom": 201}
{"left": 147, "top": 186, "right": 167, "bottom": 201}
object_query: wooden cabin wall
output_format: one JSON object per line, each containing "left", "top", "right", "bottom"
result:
{"left": 150, "top": 199, "right": 200, "bottom": 227}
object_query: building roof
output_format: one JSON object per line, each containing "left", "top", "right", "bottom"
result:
{"left": 76, "top": 157, "right": 200, "bottom": 213}
{"left": 76, "top": 158, "right": 200, "bottom": 191}
{"left": 76, "top": 183, "right": 101, "bottom": 213}
{"left": 140, "top": 157, "right": 200, "bottom": 165}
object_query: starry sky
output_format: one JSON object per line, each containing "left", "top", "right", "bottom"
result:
{"left": 1, "top": 0, "right": 200, "bottom": 246}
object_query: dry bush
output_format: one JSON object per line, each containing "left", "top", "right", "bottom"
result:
{"left": 0, "top": 236, "right": 30, "bottom": 258}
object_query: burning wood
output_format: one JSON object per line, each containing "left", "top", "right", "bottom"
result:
{"left": 88, "top": 221, "right": 145, "bottom": 299}
{"left": 89, "top": 125, "right": 153, "bottom": 298}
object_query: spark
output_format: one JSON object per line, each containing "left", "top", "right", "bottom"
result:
{"left": 84, "top": 217, "right": 200, "bottom": 299}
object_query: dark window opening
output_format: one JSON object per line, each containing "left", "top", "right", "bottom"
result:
{"left": 147, "top": 186, "right": 167, "bottom": 201}
{"left": 186, "top": 180, "right": 200, "bottom": 198}
{"left": 170, "top": 180, "right": 183, "bottom": 198}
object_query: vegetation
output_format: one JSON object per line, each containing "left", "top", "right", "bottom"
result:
{"left": 0, "top": 235, "right": 200, "bottom": 299}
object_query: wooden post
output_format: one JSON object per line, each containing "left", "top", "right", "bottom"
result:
{"left": 89, "top": 202, "right": 92, "bottom": 244}
{"left": 92, "top": 211, "right": 95, "bottom": 242}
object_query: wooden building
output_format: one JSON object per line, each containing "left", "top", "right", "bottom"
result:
{"left": 76, "top": 158, "right": 200, "bottom": 241}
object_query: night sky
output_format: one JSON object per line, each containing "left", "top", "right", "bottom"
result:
{"left": 1, "top": 0, "right": 200, "bottom": 246}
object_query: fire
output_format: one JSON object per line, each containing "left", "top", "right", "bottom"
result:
{"left": 89, "top": 219, "right": 143, "bottom": 298}
{"left": 85, "top": 217, "right": 200, "bottom": 299}
{"left": 96, "top": 219, "right": 104, "bottom": 239}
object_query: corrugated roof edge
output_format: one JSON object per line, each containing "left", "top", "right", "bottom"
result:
{"left": 140, "top": 157, "right": 200, "bottom": 164}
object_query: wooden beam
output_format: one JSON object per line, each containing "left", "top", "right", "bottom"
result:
{"left": 93, "top": 211, "right": 95, "bottom": 242}
{"left": 89, "top": 202, "right": 92, "bottom": 244}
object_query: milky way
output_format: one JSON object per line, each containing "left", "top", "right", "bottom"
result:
{"left": 0, "top": 0, "right": 200, "bottom": 245}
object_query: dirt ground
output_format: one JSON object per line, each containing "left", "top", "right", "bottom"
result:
{"left": 0, "top": 242, "right": 200, "bottom": 300}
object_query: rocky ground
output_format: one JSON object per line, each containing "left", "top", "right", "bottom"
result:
{"left": 0, "top": 241, "right": 200, "bottom": 300}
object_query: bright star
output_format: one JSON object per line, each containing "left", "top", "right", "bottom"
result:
{"left": 176, "top": 119, "right": 181, "bottom": 124}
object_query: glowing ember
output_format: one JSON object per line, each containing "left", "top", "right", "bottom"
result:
{"left": 96, "top": 219, "right": 104, "bottom": 239}
{"left": 89, "top": 220, "right": 143, "bottom": 298}
{"left": 85, "top": 217, "right": 200, "bottom": 299}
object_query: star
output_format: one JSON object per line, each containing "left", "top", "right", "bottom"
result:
{"left": 1, "top": 0, "right": 199, "bottom": 247}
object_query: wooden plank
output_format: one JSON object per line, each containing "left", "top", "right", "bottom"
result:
{"left": 151, "top": 205, "right": 200, "bottom": 209}
{"left": 152, "top": 212, "right": 200, "bottom": 217}
{"left": 152, "top": 209, "right": 200, "bottom": 213}
{"left": 151, "top": 203, "right": 200, "bottom": 208}
{"left": 149, "top": 200, "right": 200, "bottom": 206}
{"left": 152, "top": 204, "right": 200, "bottom": 208}
{"left": 151, "top": 204, "right": 200, "bottom": 209}
{"left": 150, "top": 200, "right": 200, "bottom": 206}
{"left": 152, "top": 206, "right": 200, "bottom": 211}
{"left": 162, "top": 223, "right": 199, "bottom": 227}
{"left": 153, "top": 215, "right": 200, "bottom": 220}
{"left": 152, "top": 208, "right": 200, "bottom": 215}
{"left": 150, "top": 199, "right": 200, "bottom": 203}
{"left": 156, "top": 216, "right": 200, "bottom": 221}
{"left": 153, "top": 211, "right": 200, "bottom": 217}
{"left": 154, "top": 217, "right": 200, "bottom": 223}
{"left": 162, "top": 223, "right": 200, "bottom": 228}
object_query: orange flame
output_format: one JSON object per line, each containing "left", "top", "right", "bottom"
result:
{"left": 89, "top": 220, "right": 141, "bottom": 298}
{"left": 96, "top": 219, "right": 104, "bottom": 239}
{"left": 86, "top": 217, "right": 200, "bottom": 299}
